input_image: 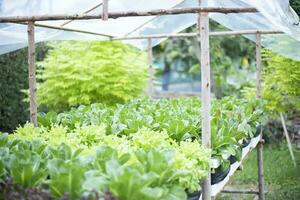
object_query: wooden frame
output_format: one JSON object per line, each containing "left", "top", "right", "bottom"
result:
{"left": 112, "top": 30, "right": 282, "bottom": 40}
{"left": 27, "top": 21, "right": 38, "bottom": 127}
{"left": 0, "top": 5, "right": 275, "bottom": 200}
{"left": 0, "top": 7, "right": 257, "bottom": 23}
{"left": 199, "top": 11, "right": 212, "bottom": 200}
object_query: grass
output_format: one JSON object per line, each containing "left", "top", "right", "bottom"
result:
{"left": 217, "top": 143, "right": 300, "bottom": 200}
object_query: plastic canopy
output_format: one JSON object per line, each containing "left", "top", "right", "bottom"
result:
{"left": 0, "top": 0, "right": 299, "bottom": 60}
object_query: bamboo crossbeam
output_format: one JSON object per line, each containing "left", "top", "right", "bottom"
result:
{"left": 211, "top": 30, "right": 282, "bottom": 36}
{"left": 14, "top": 23, "right": 282, "bottom": 41}
{"left": 17, "top": 22, "right": 283, "bottom": 41}
{"left": 60, "top": 2, "right": 103, "bottom": 27}
{"left": 153, "top": 91, "right": 202, "bottom": 98}
{"left": 0, "top": 7, "right": 257, "bottom": 23}
{"left": 221, "top": 189, "right": 260, "bottom": 195}
{"left": 112, "top": 30, "right": 282, "bottom": 40}
{"left": 19, "top": 22, "right": 113, "bottom": 38}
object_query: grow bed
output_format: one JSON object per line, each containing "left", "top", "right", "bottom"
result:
{"left": 0, "top": 97, "right": 266, "bottom": 200}
{"left": 201, "top": 134, "right": 262, "bottom": 199}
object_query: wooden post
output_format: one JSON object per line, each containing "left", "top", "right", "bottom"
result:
{"left": 199, "top": 12, "right": 211, "bottom": 200}
{"left": 256, "top": 33, "right": 262, "bottom": 98}
{"left": 102, "top": 0, "right": 108, "bottom": 21}
{"left": 280, "top": 113, "right": 297, "bottom": 167}
{"left": 147, "top": 38, "right": 154, "bottom": 96}
{"left": 27, "top": 21, "right": 38, "bottom": 127}
{"left": 255, "top": 33, "right": 265, "bottom": 200}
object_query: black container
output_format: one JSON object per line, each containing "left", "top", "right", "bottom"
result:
{"left": 228, "top": 155, "right": 238, "bottom": 164}
{"left": 211, "top": 165, "right": 231, "bottom": 185}
{"left": 254, "top": 125, "right": 262, "bottom": 137}
{"left": 187, "top": 190, "right": 201, "bottom": 200}
{"left": 242, "top": 138, "right": 251, "bottom": 148}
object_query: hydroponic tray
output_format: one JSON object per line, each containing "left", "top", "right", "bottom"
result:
{"left": 200, "top": 134, "right": 262, "bottom": 199}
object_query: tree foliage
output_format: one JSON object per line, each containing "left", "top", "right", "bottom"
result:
{"left": 261, "top": 50, "right": 300, "bottom": 116}
{"left": 0, "top": 44, "right": 49, "bottom": 132}
{"left": 38, "top": 41, "right": 148, "bottom": 111}
{"left": 153, "top": 21, "right": 255, "bottom": 98}
{"left": 291, "top": 0, "right": 300, "bottom": 16}
{"left": 242, "top": 49, "right": 300, "bottom": 117}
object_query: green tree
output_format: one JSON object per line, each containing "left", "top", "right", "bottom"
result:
{"left": 153, "top": 21, "right": 255, "bottom": 98}
{"left": 242, "top": 49, "right": 300, "bottom": 118}
{"left": 0, "top": 44, "right": 49, "bottom": 132}
{"left": 291, "top": 0, "right": 300, "bottom": 16}
{"left": 38, "top": 41, "right": 147, "bottom": 111}
{"left": 261, "top": 50, "right": 300, "bottom": 116}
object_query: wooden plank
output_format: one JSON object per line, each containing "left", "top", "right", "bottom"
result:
{"left": 27, "top": 21, "right": 38, "bottom": 127}
{"left": 0, "top": 7, "right": 258, "bottom": 23}
{"left": 199, "top": 11, "right": 211, "bottom": 200}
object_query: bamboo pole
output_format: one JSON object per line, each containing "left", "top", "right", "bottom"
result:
{"left": 27, "top": 21, "right": 38, "bottom": 127}
{"left": 18, "top": 22, "right": 282, "bottom": 42}
{"left": 112, "top": 30, "right": 282, "bottom": 41}
{"left": 16, "top": 22, "right": 283, "bottom": 41}
{"left": 199, "top": 12, "right": 211, "bottom": 200}
{"left": 19, "top": 22, "right": 113, "bottom": 38}
{"left": 60, "top": 2, "right": 103, "bottom": 27}
{"left": 102, "top": 0, "right": 109, "bottom": 21}
{"left": 0, "top": 7, "right": 257, "bottom": 23}
{"left": 255, "top": 33, "right": 265, "bottom": 200}
{"left": 280, "top": 113, "right": 297, "bottom": 167}
{"left": 147, "top": 38, "right": 154, "bottom": 96}
{"left": 222, "top": 189, "right": 260, "bottom": 195}
{"left": 256, "top": 33, "right": 262, "bottom": 98}
{"left": 257, "top": 140, "right": 265, "bottom": 200}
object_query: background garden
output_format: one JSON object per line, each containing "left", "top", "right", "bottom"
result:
{"left": 0, "top": 1, "right": 300, "bottom": 200}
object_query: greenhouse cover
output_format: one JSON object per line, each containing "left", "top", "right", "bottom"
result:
{"left": 0, "top": 0, "right": 299, "bottom": 60}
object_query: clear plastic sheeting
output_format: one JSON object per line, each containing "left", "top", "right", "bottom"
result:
{"left": 0, "top": 0, "right": 299, "bottom": 60}
{"left": 202, "top": 0, "right": 300, "bottom": 61}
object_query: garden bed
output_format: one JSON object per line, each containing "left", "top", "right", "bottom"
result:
{"left": 0, "top": 97, "right": 266, "bottom": 200}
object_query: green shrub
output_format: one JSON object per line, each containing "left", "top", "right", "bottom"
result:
{"left": 261, "top": 50, "right": 300, "bottom": 116}
{"left": 0, "top": 44, "right": 49, "bottom": 132}
{"left": 242, "top": 50, "right": 300, "bottom": 117}
{"left": 37, "top": 41, "right": 148, "bottom": 111}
